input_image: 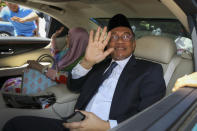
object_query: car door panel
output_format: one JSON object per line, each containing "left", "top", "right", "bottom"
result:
{"left": 0, "top": 37, "right": 51, "bottom": 88}
{"left": 0, "top": 48, "right": 50, "bottom": 67}
{"left": 0, "top": 37, "right": 51, "bottom": 68}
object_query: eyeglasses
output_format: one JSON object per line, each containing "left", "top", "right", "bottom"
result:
{"left": 110, "top": 34, "right": 132, "bottom": 42}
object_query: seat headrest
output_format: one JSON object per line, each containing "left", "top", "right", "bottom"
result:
{"left": 134, "top": 36, "right": 177, "bottom": 64}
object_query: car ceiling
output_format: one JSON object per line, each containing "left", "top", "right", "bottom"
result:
{"left": 5, "top": 0, "right": 186, "bottom": 31}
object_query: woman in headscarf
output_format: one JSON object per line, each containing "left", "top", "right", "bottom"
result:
{"left": 27, "top": 27, "right": 89, "bottom": 84}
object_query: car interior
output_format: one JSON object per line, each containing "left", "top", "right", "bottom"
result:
{"left": 0, "top": 0, "right": 197, "bottom": 130}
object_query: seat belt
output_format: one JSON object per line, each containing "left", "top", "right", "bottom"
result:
{"left": 188, "top": 15, "right": 197, "bottom": 71}
{"left": 164, "top": 56, "right": 181, "bottom": 87}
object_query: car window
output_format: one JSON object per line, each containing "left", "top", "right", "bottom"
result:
{"left": 0, "top": 2, "right": 68, "bottom": 38}
{"left": 91, "top": 18, "right": 193, "bottom": 56}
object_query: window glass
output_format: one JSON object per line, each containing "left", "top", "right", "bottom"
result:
{"left": 91, "top": 18, "right": 193, "bottom": 57}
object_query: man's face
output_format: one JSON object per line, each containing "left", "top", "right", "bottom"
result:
{"left": 108, "top": 26, "right": 136, "bottom": 60}
{"left": 6, "top": 2, "right": 19, "bottom": 12}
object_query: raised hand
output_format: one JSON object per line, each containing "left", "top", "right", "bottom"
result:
{"left": 51, "top": 27, "right": 64, "bottom": 39}
{"left": 50, "top": 27, "right": 64, "bottom": 50}
{"left": 81, "top": 26, "right": 114, "bottom": 69}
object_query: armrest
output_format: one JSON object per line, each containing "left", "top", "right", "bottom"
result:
{"left": 0, "top": 62, "right": 51, "bottom": 77}
{"left": 45, "top": 84, "right": 79, "bottom": 103}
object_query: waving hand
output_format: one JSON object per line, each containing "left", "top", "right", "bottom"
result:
{"left": 81, "top": 26, "right": 114, "bottom": 69}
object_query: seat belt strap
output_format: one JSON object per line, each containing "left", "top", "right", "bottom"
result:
{"left": 164, "top": 56, "right": 181, "bottom": 86}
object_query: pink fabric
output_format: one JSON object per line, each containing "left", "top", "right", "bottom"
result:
{"left": 58, "top": 27, "right": 89, "bottom": 70}
{"left": 1, "top": 77, "right": 22, "bottom": 93}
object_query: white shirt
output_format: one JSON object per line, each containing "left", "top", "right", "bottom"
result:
{"left": 71, "top": 55, "right": 131, "bottom": 128}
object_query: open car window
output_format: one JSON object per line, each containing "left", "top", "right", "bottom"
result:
{"left": 0, "top": 1, "right": 68, "bottom": 38}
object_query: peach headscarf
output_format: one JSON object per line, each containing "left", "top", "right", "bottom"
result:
{"left": 58, "top": 27, "right": 89, "bottom": 70}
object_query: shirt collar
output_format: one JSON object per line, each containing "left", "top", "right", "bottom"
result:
{"left": 112, "top": 54, "right": 132, "bottom": 69}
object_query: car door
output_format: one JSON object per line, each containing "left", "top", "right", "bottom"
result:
{"left": 0, "top": 36, "right": 51, "bottom": 87}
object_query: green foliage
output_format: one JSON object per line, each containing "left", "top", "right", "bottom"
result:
{"left": 0, "top": 2, "right": 6, "bottom": 7}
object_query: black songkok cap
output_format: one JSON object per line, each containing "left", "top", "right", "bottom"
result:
{"left": 107, "top": 14, "right": 132, "bottom": 32}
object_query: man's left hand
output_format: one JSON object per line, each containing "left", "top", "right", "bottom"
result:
{"left": 63, "top": 111, "right": 110, "bottom": 131}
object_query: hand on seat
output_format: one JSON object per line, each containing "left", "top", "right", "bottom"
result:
{"left": 172, "top": 72, "right": 197, "bottom": 92}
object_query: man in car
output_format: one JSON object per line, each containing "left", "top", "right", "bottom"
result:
{"left": 0, "top": 2, "right": 38, "bottom": 36}
{"left": 3, "top": 14, "right": 166, "bottom": 131}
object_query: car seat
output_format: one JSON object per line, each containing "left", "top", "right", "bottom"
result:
{"left": 134, "top": 35, "right": 194, "bottom": 96}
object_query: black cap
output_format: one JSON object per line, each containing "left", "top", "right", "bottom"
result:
{"left": 107, "top": 14, "right": 132, "bottom": 32}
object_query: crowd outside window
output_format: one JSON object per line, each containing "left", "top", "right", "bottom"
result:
{"left": 0, "top": 1, "right": 38, "bottom": 36}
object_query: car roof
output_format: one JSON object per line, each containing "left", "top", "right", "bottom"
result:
{"left": 7, "top": 0, "right": 187, "bottom": 31}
